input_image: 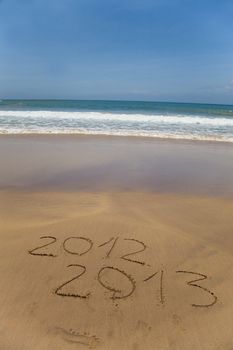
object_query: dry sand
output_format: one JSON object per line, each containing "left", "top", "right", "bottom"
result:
{"left": 0, "top": 135, "right": 233, "bottom": 349}
{"left": 0, "top": 190, "right": 233, "bottom": 350}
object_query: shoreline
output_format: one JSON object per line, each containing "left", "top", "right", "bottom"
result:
{"left": 0, "top": 132, "right": 233, "bottom": 146}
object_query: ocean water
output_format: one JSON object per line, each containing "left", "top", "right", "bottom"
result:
{"left": 0, "top": 99, "right": 233, "bottom": 142}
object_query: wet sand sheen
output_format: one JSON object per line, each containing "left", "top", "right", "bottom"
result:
{"left": 0, "top": 134, "right": 233, "bottom": 195}
{"left": 0, "top": 135, "right": 233, "bottom": 350}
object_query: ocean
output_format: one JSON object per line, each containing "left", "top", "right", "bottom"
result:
{"left": 0, "top": 99, "right": 233, "bottom": 142}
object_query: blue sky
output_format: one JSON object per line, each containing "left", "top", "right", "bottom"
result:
{"left": 0, "top": 0, "right": 233, "bottom": 103}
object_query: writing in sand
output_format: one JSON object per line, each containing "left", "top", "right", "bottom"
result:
{"left": 28, "top": 235, "right": 218, "bottom": 308}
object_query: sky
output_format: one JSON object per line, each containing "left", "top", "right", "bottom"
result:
{"left": 0, "top": 0, "right": 233, "bottom": 104}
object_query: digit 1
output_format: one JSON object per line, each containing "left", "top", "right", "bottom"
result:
{"left": 98, "top": 237, "right": 119, "bottom": 258}
{"left": 144, "top": 269, "right": 165, "bottom": 305}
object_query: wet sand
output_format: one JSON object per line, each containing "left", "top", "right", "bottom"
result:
{"left": 0, "top": 135, "right": 233, "bottom": 350}
{"left": 0, "top": 134, "right": 233, "bottom": 195}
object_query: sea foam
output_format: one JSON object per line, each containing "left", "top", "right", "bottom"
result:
{"left": 0, "top": 110, "right": 233, "bottom": 126}
{"left": 0, "top": 102, "right": 233, "bottom": 142}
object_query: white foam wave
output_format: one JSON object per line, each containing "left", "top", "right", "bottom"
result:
{"left": 0, "top": 128, "right": 232, "bottom": 142}
{"left": 1, "top": 110, "right": 233, "bottom": 126}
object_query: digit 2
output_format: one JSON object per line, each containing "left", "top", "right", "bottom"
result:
{"left": 55, "top": 264, "right": 90, "bottom": 298}
{"left": 28, "top": 236, "right": 58, "bottom": 257}
{"left": 120, "top": 238, "right": 147, "bottom": 265}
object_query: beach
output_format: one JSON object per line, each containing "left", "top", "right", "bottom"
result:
{"left": 0, "top": 135, "right": 233, "bottom": 349}
{"left": 2, "top": 0, "right": 233, "bottom": 345}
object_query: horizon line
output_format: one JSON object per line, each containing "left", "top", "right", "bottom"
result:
{"left": 1, "top": 98, "right": 233, "bottom": 107}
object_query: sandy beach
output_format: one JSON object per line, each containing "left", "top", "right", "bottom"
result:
{"left": 2, "top": 0, "right": 233, "bottom": 347}
{"left": 0, "top": 135, "right": 233, "bottom": 350}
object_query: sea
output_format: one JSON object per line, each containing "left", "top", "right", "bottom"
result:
{"left": 0, "top": 99, "right": 233, "bottom": 142}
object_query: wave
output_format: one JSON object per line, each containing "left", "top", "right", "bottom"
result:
{"left": 1, "top": 110, "right": 233, "bottom": 126}
{"left": 0, "top": 128, "right": 232, "bottom": 142}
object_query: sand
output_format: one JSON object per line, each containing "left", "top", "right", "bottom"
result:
{"left": 0, "top": 135, "right": 233, "bottom": 349}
